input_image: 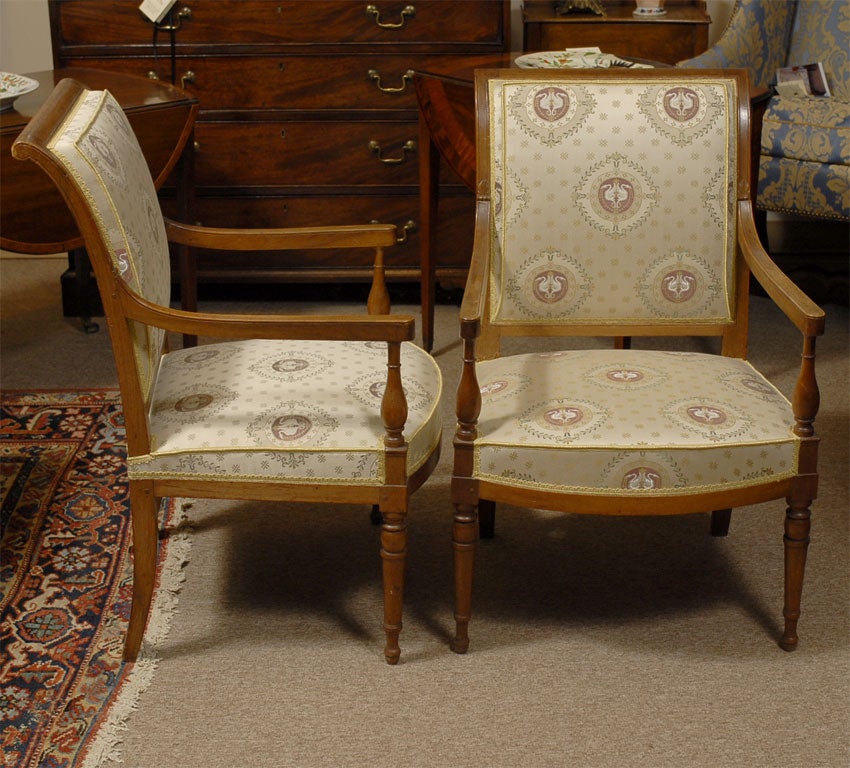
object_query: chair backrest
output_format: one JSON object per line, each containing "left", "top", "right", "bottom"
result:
{"left": 679, "top": 0, "right": 795, "bottom": 90}
{"left": 22, "top": 83, "right": 171, "bottom": 405}
{"left": 477, "top": 69, "right": 750, "bottom": 346}
{"left": 786, "top": 0, "right": 850, "bottom": 101}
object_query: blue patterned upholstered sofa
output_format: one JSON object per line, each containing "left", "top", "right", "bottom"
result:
{"left": 679, "top": 0, "right": 849, "bottom": 223}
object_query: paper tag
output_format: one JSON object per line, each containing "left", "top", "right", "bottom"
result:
{"left": 139, "top": 0, "right": 178, "bottom": 23}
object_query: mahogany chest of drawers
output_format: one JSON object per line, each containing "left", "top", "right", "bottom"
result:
{"left": 49, "top": 0, "right": 509, "bottom": 287}
{"left": 523, "top": 0, "right": 709, "bottom": 66}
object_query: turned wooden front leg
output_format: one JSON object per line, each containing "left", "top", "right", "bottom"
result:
{"left": 452, "top": 502, "right": 478, "bottom": 654}
{"left": 380, "top": 512, "right": 407, "bottom": 665}
{"left": 780, "top": 500, "right": 811, "bottom": 651}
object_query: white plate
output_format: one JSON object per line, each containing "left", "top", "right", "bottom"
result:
{"left": 0, "top": 72, "right": 39, "bottom": 113}
{"left": 514, "top": 50, "right": 650, "bottom": 70}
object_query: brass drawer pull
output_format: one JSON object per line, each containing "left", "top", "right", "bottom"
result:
{"left": 155, "top": 5, "right": 192, "bottom": 31}
{"left": 367, "top": 69, "right": 414, "bottom": 94}
{"left": 365, "top": 4, "right": 415, "bottom": 29}
{"left": 369, "top": 139, "right": 416, "bottom": 164}
{"left": 370, "top": 219, "right": 417, "bottom": 244}
{"left": 180, "top": 70, "right": 196, "bottom": 88}
{"left": 396, "top": 220, "right": 417, "bottom": 244}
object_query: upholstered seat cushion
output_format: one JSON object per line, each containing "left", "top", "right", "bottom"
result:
{"left": 128, "top": 338, "right": 442, "bottom": 484}
{"left": 473, "top": 349, "right": 799, "bottom": 495}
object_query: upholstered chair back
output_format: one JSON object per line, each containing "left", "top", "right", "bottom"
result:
{"left": 48, "top": 89, "right": 170, "bottom": 400}
{"left": 486, "top": 75, "right": 739, "bottom": 330}
{"left": 680, "top": 0, "right": 795, "bottom": 89}
{"left": 787, "top": 0, "right": 850, "bottom": 100}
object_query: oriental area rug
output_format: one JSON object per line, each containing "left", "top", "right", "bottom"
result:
{"left": 1, "top": 390, "right": 190, "bottom": 768}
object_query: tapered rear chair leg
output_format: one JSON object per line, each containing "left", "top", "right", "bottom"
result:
{"left": 710, "top": 508, "right": 732, "bottom": 536}
{"left": 124, "top": 480, "right": 160, "bottom": 662}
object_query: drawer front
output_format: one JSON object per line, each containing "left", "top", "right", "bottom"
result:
{"left": 52, "top": 0, "right": 505, "bottom": 48}
{"left": 181, "top": 193, "right": 474, "bottom": 273}
{"left": 194, "top": 121, "right": 421, "bottom": 187}
{"left": 54, "top": 54, "right": 480, "bottom": 111}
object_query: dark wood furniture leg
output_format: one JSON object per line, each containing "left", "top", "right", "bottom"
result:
{"left": 176, "top": 130, "right": 197, "bottom": 348}
{"left": 710, "top": 508, "right": 732, "bottom": 536}
{"left": 419, "top": 111, "right": 440, "bottom": 353}
{"left": 70, "top": 247, "right": 99, "bottom": 334}
{"left": 478, "top": 499, "right": 496, "bottom": 539}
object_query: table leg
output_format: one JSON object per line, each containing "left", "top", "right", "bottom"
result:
{"left": 70, "top": 247, "right": 100, "bottom": 334}
{"left": 177, "top": 130, "right": 197, "bottom": 348}
{"left": 418, "top": 111, "right": 440, "bottom": 352}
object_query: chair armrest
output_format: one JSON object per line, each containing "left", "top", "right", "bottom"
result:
{"left": 458, "top": 201, "right": 491, "bottom": 340}
{"left": 737, "top": 201, "right": 825, "bottom": 338}
{"left": 117, "top": 281, "right": 415, "bottom": 343}
{"left": 164, "top": 217, "right": 398, "bottom": 251}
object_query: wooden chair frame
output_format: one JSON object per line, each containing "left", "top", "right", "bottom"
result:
{"left": 13, "top": 79, "right": 441, "bottom": 665}
{"left": 450, "top": 68, "right": 825, "bottom": 654}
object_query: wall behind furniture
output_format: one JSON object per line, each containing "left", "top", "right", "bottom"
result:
{"left": 1, "top": 0, "right": 734, "bottom": 74}
{"left": 0, "top": 0, "right": 53, "bottom": 72}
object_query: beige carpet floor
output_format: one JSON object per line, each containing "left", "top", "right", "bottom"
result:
{"left": 2, "top": 256, "right": 848, "bottom": 767}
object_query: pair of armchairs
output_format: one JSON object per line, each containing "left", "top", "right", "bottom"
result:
{"left": 14, "top": 68, "right": 823, "bottom": 665}
{"left": 679, "top": 0, "right": 849, "bottom": 224}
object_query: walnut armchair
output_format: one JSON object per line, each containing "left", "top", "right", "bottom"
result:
{"left": 451, "top": 69, "right": 825, "bottom": 655}
{"left": 13, "top": 79, "right": 443, "bottom": 665}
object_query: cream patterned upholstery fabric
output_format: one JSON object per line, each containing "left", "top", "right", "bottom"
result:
{"left": 474, "top": 349, "right": 798, "bottom": 496}
{"left": 489, "top": 78, "right": 737, "bottom": 325}
{"left": 49, "top": 90, "right": 170, "bottom": 399}
{"left": 131, "top": 338, "right": 442, "bottom": 485}
{"left": 47, "top": 89, "right": 442, "bottom": 488}
{"left": 474, "top": 75, "right": 800, "bottom": 497}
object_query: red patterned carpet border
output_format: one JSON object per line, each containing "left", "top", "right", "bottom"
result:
{"left": 1, "top": 390, "right": 187, "bottom": 768}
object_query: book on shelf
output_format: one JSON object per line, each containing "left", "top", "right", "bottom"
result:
{"left": 775, "top": 63, "right": 831, "bottom": 97}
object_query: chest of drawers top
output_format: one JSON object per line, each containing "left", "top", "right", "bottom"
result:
{"left": 51, "top": 1, "right": 506, "bottom": 52}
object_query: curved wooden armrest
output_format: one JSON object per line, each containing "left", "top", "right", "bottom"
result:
{"left": 458, "top": 202, "right": 491, "bottom": 340}
{"left": 738, "top": 202, "right": 825, "bottom": 338}
{"left": 117, "top": 281, "right": 415, "bottom": 343}
{"left": 164, "top": 217, "right": 397, "bottom": 251}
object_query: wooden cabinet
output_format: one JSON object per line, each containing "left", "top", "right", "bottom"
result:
{"left": 49, "top": 0, "right": 509, "bottom": 286}
{"left": 523, "top": 0, "right": 710, "bottom": 65}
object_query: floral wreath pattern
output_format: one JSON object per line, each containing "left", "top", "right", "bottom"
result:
{"left": 575, "top": 153, "right": 658, "bottom": 237}
{"left": 504, "top": 248, "right": 591, "bottom": 319}
{"left": 494, "top": 168, "right": 530, "bottom": 228}
{"left": 520, "top": 397, "right": 609, "bottom": 443}
{"left": 638, "top": 85, "right": 724, "bottom": 146}
{"left": 508, "top": 84, "right": 595, "bottom": 146}
{"left": 345, "top": 371, "right": 430, "bottom": 412}
{"left": 246, "top": 401, "right": 338, "bottom": 447}
{"left": 479, "top": 372, "right": 533, "bottom": 400}
{"left": 150, "top": 384, "right": 237, "bottom": 424}
{"left": 666, "top": 397, "right": 754, "bottom": 442}
{"left": 702, "top": 166, "right": 730, "bottom": 229}
{"left": 248, "top": 350, "right": 334, "bottom": 383}
{"left": 636, "top": 250, "right": 724, "bottom": 318}
{"left": 718, "top": 369, "right": 783, "bottom": 400}
{"left": 601, "top": 451, "right": 688, "bottom": 490}
{"left": 581, "top": 361, "right": 669, "bottom": 390}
